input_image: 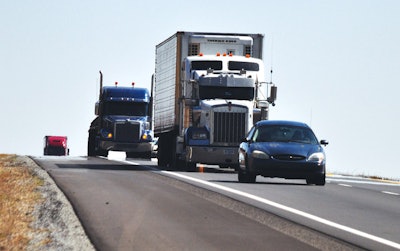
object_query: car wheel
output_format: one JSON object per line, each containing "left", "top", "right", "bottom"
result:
{"left": 238, "top": 160, "right": 256, "bottom": 183}
{"left": 315, "top": 174, "right": 326, "bottom": 186}
{"left": 306, "top": 174, "right": 325, "bottom": 186}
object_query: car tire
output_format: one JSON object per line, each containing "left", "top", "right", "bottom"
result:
{"left": 306, "top": 174, "right": 325, "bottom": 186}
{"left": 315, "top": 174, "right": 326, "bottom": 186}
{"left": 238, "top": 160, "right": 256, "bottom": 183}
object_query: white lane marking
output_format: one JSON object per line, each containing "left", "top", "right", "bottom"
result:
{"left": 327, "top": 178, "right": 400, "bottom": 186}
{"left": 338, "top": 183, "right": 352, "bottom": 187}
{"left": 382, "top": 191, "right": 400, "bottom": 196}
{"left": 110, "top": 158, "right": 140, "bottom": 166}
{"left": 162, "top": 171, "right": 400, "bottom": 250}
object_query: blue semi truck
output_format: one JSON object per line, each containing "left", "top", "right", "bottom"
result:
{"left": 88, "top": 71, "right": 153, "bottom": 158}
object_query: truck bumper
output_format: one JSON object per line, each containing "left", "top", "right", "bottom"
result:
{"left": 186, "top": 146, "right": 238, "bottom": 165}
{"left": 100, "top": 141, "right": 151, "bottom": 153}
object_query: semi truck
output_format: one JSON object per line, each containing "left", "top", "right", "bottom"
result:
{"left": 44, "top": 136, "right": 69, "bottom": 156}
{"left": 152, "top": 31, "right": 277, "bottom": 171}
{"left": 88, "top": 71, "right": 153, "bottom": 158}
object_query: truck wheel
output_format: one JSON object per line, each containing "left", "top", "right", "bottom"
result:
{"left": 143, "top": 151, "right": 152, "bottom": 160}
{"left": 185, "top": 161, "right": 197, "bottom": 172}
{"left": 88, "top": 132, "right": 96, "bottom": 156}
{"left": 157, "top": 135, "right": 167, "bottom": 167}
{"left": 126, "top": 152, "right": 137, "bottom": 158}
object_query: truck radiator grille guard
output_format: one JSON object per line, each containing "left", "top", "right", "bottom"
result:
{"left": 213, "top": 112, "right": 246, "bottom": 145}
{"left": 115, "top": 122, "right": 140, "bottom": 142}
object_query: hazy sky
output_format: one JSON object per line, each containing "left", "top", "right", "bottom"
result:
{"left": 1, "top": 1, "right": 399, "bottom": 179}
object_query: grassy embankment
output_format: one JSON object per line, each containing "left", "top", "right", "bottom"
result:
{"left": 0, "top": 154, "right": 44, "bottom": 250}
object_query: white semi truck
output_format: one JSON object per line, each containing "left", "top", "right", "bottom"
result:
{"left": 152, "top": 31, "right": 277, "bottom": 171}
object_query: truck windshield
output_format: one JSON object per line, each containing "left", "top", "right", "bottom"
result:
{"left": 228, "top": 61, "right": 259, "bottom": 71}
{"left": 199, "top": 86, "right": 254, "bottom": 100}
{"left": 191, "top": 61, "right": 223, "bottom": 70}
{"left": 103, "top": 101, "right": 148, "bottom": 116}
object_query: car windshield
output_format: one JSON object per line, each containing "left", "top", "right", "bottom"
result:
{"left": 252, "top": 125, "right": 318, "bottom": 144}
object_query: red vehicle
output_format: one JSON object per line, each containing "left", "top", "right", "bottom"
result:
{"left": 44, "top": 136, "right": 69, "bottom": 156}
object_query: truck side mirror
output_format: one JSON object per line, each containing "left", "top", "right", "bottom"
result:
{"left": 267, "top": 85, "right": 277, "bottom": 104}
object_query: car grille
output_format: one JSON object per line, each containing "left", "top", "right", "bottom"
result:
{"left": 272, "top": 155, "right": 305, "bottom": 161}
{"left": 115, "top": 122, "right": 140, "bottom": 142}
{"left": 213, "top": 111, "right": 246, "bottom": 145}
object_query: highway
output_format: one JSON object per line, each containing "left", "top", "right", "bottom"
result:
{"left": 33, "top": 155, "right": 400, "bottom": 251}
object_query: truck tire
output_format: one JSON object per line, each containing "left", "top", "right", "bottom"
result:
{"left": 126, "top": 152, "right": 137, "bottom": 158}
{"left": 88, "top": 131, "right": 96, "bottom": 156}
{"left": 184, "top": 161, "right": 197, "bottom": 172}
{"left": 143, "top": 151, "right": 152, "bottom": 160}
{"left": 157, "top": 135, "right": 168, "bottom": 167}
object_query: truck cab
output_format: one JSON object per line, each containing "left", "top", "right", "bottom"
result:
{"left": 88, "top": 80, "right": 153, "bottom": 158}
{"left": 153, "top": 32, "right": 277, "bottom": 170}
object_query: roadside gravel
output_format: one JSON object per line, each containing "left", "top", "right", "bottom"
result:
{"left": 22, "top": 156, "right": 95, "bottom": 251}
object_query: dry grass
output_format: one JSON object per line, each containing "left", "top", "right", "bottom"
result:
{"left": 0, "top": 154, "right": 43, "bottom": 251}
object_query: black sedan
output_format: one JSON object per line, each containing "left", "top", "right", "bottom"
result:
{"left": 238, "top": 120, "right": 328, "bottom": 185}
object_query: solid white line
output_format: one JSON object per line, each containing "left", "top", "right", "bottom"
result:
{"left": 338, "top": 183, "right": 352, "bottom": 187}
{"left": 162, "top": 171, "right": 400, "bottom": 250}
{"left": 382, "top": 191, "right": 400, "bottom": 196}
{"left": 328, "top": 177, "right": 400, "bottom": 186}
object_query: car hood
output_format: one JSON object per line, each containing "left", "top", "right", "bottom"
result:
{"left": 252, "top": 142, "right": 323, "bottom": 157}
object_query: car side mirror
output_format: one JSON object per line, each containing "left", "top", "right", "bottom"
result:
{"left": 320, "top": 140, "right": 329, "bottom": 146}
{"left": 241, "top": 137, "right": 250, "bottom": 143}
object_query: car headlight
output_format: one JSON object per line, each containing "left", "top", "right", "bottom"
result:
{"left": 251, "top": 150, "right": 270, "bottom": 159}
{"left": 307, "top": 152, "right": 325, "bottom": 164}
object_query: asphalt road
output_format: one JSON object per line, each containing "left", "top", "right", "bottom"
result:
{"left": 33, "top": 155, "right": 400, "bottom": 251}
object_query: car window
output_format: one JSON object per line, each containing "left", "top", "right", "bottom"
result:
{"left": 254, "top": 125, "right": 318, "bottom": 144}
{"left": 246, "top": 126, "right": 256, "bottom": 141}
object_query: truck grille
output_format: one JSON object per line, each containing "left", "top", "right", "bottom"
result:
{"left": 213, "top": 112, "right": 246, "bottom": 145}
{"left": 115, "top": 122, "right": 140, "bottom": 142}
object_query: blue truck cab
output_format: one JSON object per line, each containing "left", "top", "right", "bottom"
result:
{"left": 88, "top": 79, "right": 153, "bottom": 158}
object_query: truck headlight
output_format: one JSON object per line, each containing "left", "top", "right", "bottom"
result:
{"left": 101, "top": 129, "right": 113, "bottom": 139}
